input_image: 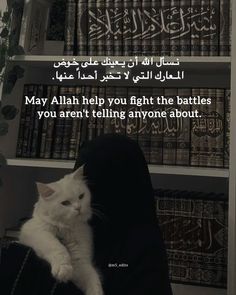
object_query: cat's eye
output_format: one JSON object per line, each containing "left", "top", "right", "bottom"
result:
{"left": 79, "top": 193, "right": 84, "bottom": 200}
{"left": 61, "top": 200, "right": 71, "bottom": 206}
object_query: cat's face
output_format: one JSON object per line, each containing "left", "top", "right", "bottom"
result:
{"left": 36, "top": 166, "right": 92, "bottom": 224}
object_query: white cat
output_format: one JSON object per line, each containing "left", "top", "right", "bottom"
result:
{"left": 19, "top": 166, "right": 103, "bottom": 295}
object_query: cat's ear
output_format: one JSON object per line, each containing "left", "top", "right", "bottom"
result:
{"left": 72, "top": 165, "right": 84, "bottom": 180}
{"left": 36, "top": 182, "right": 55, "bottom": 199}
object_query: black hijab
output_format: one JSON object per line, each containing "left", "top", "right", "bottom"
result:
{"left": 75, "top": 134, "right": 172, "bottom": 295}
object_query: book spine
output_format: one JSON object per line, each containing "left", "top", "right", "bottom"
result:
{"left": 25, "top": 85, "right": 39, "bottom": 157}
{"left": 114, "top": 0, "right": 123, "bottom": 56}
{"left": 61, "top": 87, "right": 75, "bottom": 159}
{"left": 170, "top": 0, "right": 180, "bottom": 56}
{"left": 190, "top": 0, "right": 201, "bottom": 55}
{"left": 103, "top": 86, "right": 115, "bottom": 134}
{"left": 68, "top": 86, "right": 83, "bottom": 160}
{"left": 132, "top": 0, "right": 142, "bottom": 55}
{"left": 123, "top": 0, "right": 132, "bottom": 56}
{"left": 176, "top": 88, "right": 191, "bottom": 166}
{"left": 30, "top": 85, "right": 44, "bottom": 158}
{"left": 87, "top": 86, "right": 98, "bottom": 140}
{"left": 52, "top": 86, "right": 68, "bottom": 159}
{"left": 142, "top": 0, "right": 151, "bottom": 56}
{"left": 21, "top": 85, "right": 36, "bottom": 158}
{"left": 200, "top": 0, "right": 210, "bottom": 56}
{"left": 219, "top": 0, "right": 230, "bottom": 56}
{"left": 190, "top": 88, "right": 201, "bottom": 166}
{"left": 79, "top": 86, "right": 91, "bottom": 145}
{"left": 64, "top": 0, "right": 76, "bottom": 55}
{"left": 138, "top": 87, "right": 152, "bottom": 163}
{"left": 113, "top": 87, "right": 127, "bottom": 135}
{"left": 105, "top": 0, "right": 114, "bottom": 56}
{"left": 162, "top": 88, "right": 178, "bottom": 165}
{"left": 16, "top": 85, "right": 28, "bottom": 157}
{"left": 160, "top": 0, "right": 170, "bottom": 56}
{"left": 207, "top": 88, "right": 216, "bottom": 166}
{"left": 88, "top": 0, "right": 97, "bottom": 55}
{"left": 179, "top": 0, "right": 191, "bottom": 56}
{"left": 39, "top": 85, "right": 51, "bottom": 158}
{"left": 198, "top": 88, "right": 209, "bottom": 166}
{"left": 75, "top": 86, "right": 86, "bottom": 158}
{"left": 97, "top": 0, "right": 105, "bottom": 56}
{"left": 215, "top": 88, "right": 225, "bottom": 167}
{"left": 126, "top": 87, "right": 139, "bottom": 142}
{"left": 149, "top": 88, "right": 164, "bottom": 164}
{"left": 151, "top": 0, "right": 161, "bottom": 56}
{"left": 96, "top": 86, "right": 106, "bottom": 136}
{"left": 44, "top": 86, "right": 59, "bottom": 159}
{"left": 209, "top": 0, "right": 219, "bottom": 56}
{"left": 224, "top": 89, "right": 230, "bottom": 168}
{"left": 77, "top": 0, "right": 88, "bottom": 55}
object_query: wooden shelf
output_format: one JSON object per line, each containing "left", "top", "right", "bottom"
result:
{"left": 11, "top": 55, "right": 231, "bottom": 63}
{"left": 7, "top": 159, "right": 229, "bottom": 178}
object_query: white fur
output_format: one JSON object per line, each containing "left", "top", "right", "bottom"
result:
{"left": 19, "top": 167, "right": 103, "bottom": 295}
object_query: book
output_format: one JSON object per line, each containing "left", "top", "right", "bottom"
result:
{"left": 51, "top": 86, "right": 68, "bottom": 159}
{"left": 224, "top": 89, "right": 230, "bottom": 168}
{"left": 114, "top": 0, "right": 123, "bottom": 56}
{"left": 97, "top": 0, "right": 106, "bottom": 56}
{"left": 162, "top": 88, "right": 178, "bottom": 165}
{"left": 209, "top": 0, "right": 219, "bottom": 56}
{"left": 137, "top": 87, "right": 152, "bottom": 163}
{"left": 30, "top": 85, "right": 44, "bottom": 158}
{"left": 77, "top": 0, "right": 88, "bottom": 55}
{"left": 88, "top": 0, "right": 97, "bottom": 55}
{"left": 96, "top": 86, "right": 106, "bottom": 137}
{"left": 16, "top": 85, "right": 29, "bottom": 157}
{"left": 160, "top": 0, "right": 170, "bottom": 56}
{"left": 68, "top": 87, "right": 83, "bottom": 160}
{"left": 198, "top": 88, "right": 209, "bottom": 167}
{"left": 21, "top": 85, "right": 37, "bottom": 158}
{"left": 190, "top": 88, "right": 201, "bottom": 166}
{"left": 132, "top": 0, "right": 142, "bottom": 55}
{"left": 200, "top": 0, "right": 210, "bottom": 56}
{"left": 105, "top": 0, "right": 114, "bottom": 56}
{"left": 190, "top": 0, "right": 200, "bottom": 55}
{"left": 87, "top": 86, "right": 98, "bottom": 141}
{"left": 151, "top": 0, "right": 161, "bottom": 56}
{"left": 149, "top": 88, "right": 164, "bottom": 164}
{"left": 215, "top": 89, "right": 225, "bottom": 167}
{"left": 176, "top": 88, "right": 191, "bottom": 166}
{"left": 64, "top": 0, "right": 76, "bottom": 55}
{"left": 170, "top": 0, "right": 180, "bottom": 56}
{"left": 61, "top": 87, "right": 75, "bottom": 159}
{"left": 207, "top": 88, "right": 217, "bottom": 166}
{"left": 44, "top": 85, "right": 59, "bottom": 159}
{"left": 39, "top": 85, "right": 52, "bottom": 158}
{"left": 123, "top": 0, "right": 132, "bottom": 56}
{"left": 220, "top": 0, "right": 230, "bottom": 56}
{"left": 142, "top": 0, "right": 151, "bottom": 56}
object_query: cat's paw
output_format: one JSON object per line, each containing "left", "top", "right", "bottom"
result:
{"left": 51, "top": 263, "right": 73, "bottom": 282}
{"left": 86, "top": 284, "right": 104, "bottom": 295}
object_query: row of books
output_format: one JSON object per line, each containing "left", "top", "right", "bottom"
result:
{"left": 64, "top": 0, "right": 231, "bottom": 56}
{"left": 155, "top": 189, "right": 228, "bottom": 288}
{"left": 16, "top": 84, "right": 230, "bottom": 168}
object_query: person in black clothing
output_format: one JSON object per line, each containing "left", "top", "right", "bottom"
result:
{"left": 0, "top": 134, "right": 172, "bottom": 295}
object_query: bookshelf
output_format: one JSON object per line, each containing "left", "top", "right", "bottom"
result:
{"left": 6, "top": 158, "right": 229, "bottom": 178}
{"left": 0, "top": 1, "right": 234, "bottom": 295}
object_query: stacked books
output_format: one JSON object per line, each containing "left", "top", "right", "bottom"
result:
{"left": 16, "top": 84, "right": 230, "bottom": 168}
{"left": 64, "top": 0, "right": 231, "bottom": 56}
{"left": 155, "top": 189, "right": 228, "bottom": 288}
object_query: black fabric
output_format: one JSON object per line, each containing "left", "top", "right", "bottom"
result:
{"left": 75, "top": 134, "right": 172, "bottom": 295}
{"left": 0, "top": 134, "right": 172, "bottom": 295}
